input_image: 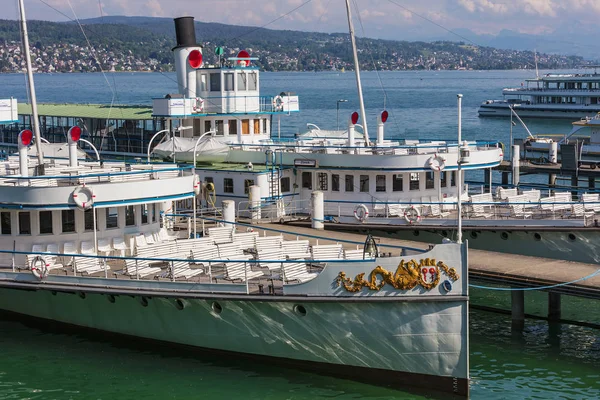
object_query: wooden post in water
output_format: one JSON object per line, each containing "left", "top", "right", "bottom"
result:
{"left": 511, "top": 290, "right": 525, "bottom": 329}
{"left": 548, "top": 292, "right": 561, "bottom": 321}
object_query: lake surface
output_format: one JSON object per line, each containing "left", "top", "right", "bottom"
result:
{"left": 0, "top": 70, "right": 599, "bottom": 399}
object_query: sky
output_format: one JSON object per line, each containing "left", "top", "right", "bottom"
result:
{"left": 4, "top": 0, "right": 600, "bottom": 43}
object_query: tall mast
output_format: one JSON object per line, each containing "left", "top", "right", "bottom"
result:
{"left": 344, "top": 0, "right": 369, "bottom": 145}
{"left": 18, "top": 0, "right": 44, "bottom": 167}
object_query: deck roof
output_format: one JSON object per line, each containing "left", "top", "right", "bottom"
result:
{"left": 18, "top": 103, "right": 154, "bottom": 121}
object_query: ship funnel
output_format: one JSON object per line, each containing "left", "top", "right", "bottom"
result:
{"left": 174, "top": 16, "right": 197, "bottom": 48}
{"left": 172, "top": 16, "right": 203, "bottom": 99}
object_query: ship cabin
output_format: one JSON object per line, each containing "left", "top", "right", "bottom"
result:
{"left": 503, "top": 73, "right": 600, "bottom": 107}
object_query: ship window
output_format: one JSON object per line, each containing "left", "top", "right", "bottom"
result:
{"left": 61, "top": 210, "right": 75, "bottom": 233}
{"left": 125, "top": 206, "right": 135, "bottom": 226}
{"left": 359, "top": 175, "right": 369, "bottom": 192}
{"left": 409, "top": 173, "right": 420, "bottom": 190}
{"left": 392, "top": 174, "right": 403, "bottom": 192}
{"left": 152, "top": 204, "right": 158, "bottom": 223}
{"left": 106, "top": 207, "right": 118, "bottom": 229}
{"left": 224, "top": 178, "right": 234, "bottom": 193}
{"left": 316, "top": 173, "right": 328, "bottom": 191}
{"left": 210, "top": 73, "right": 221, "bottom": 92}
{"left": 426, "top": 171, "right": 435, "bottom": 189}
{"left": 229, "top": 119, "right": 238, "bottom": 136}
{"left": 204, "top": 120, "right": 212, "bottom": 133}
{"left": 242, "top": 119, "right": 250, "bottom": 135}
{"left": 141, "top": 205, "right": 149, "bottom": 224}
{"left": 1, "top": 212, "right": 10, "bottom": 235}
{"left": 215, "top": 120, "right": 224, "bottom": 136}
{"left": 451, "top": 171, "right": 456, "bottom": 187}
{"left": 331, "top": 174, "right": 339, "bottom": 192}
{"left": 280, "top": 177, "right": 290, "bottom": 193}
{"left": 224, "top": 73, "right": 234, "bottom": 91}
{"left": 237, "top": 72, "right": 247, "bottom": 91}
{"left": 199, "top": 74, "right": 208, "bottom": 92}
{"left": 205, "top": 177, "right": 214, "bottom": 184}
{"left": 19, "top": 212, "right": 31, "bottom": 235}
{"left": 39, "top": 211, "right": 53, "bottom": 234}
{"left": 248, "top": 72, "right": 257, "bottom": 90}
{"left": 345, "top": 175, "right": 354, "bottom": 192}
{"left": 244, "top": 179, "right": 254, "bottom": 194}
{"left": 376, "top": 175, "right": 386, "bottom": 192}
{"left": 441, "top": 171, "right": 447, "bottom": 187}
{"left": 302, "top": 172, "right": 312, "bottom": 190}
{"left": 84, "top": 209, "right": 94, "bottom": 231}
{"left": 253, "top": 119, "right": 260, "bottom": 134}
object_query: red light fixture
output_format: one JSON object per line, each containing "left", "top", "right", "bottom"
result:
{"left": 19, "top": 129, "right": 33, "bottom": 146}
{"left": 188, "top": 49, "right": 203, "bottom": 69}
{"left": 68, "top": 126, "right": 81, "bottom": 142}
{"left": 351, "top": 112, "right": 359, "bottom": 125}
{"left": 237, "top": 50, "right": 250, "bottom": 65}
{"left": 381, "top": 110, "right": 388, "bottom": 123}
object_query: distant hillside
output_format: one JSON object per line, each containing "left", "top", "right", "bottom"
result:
{"left": 0, "top": 16, "right": 595, "bottom": 73}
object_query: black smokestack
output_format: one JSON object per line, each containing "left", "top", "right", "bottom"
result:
{"left": 174, "top": 16, "right": 197, "bottom": 48}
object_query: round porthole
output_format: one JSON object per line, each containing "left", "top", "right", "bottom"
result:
{"left": 78, "top": 292, "right": 86, "bottom": 299}
{"left": 107, "top": 294, "right": 116, "bottom": 303}
{"left": 413, "top": 230, "right": 420, "bottom": 237}
{"left": 140, "top": 296, "right": 149, "bottom": 307}
{"left": 51, "top": 291, "right": 57, "bottom": 296}
{"left": 534, "top": 233, "right": 542, "bottom": 241}
{"left": 441, "top": 230, "right": 448, "bottom": 238}
{"left": 470, "top": 231, "right": 478, "bottom": 239}
{"left": 212, "top": 301, "right": 222, "bottom": 314}
{"left": 568, "top": 233, "right": 576, "bottom": 242}
{"left": 294, "top": 304, "right": 307, "bottom": 316}
{"left": 500, "top": 232, "right": 509, "bottom": 240}
{"left": 175, "top": 299, "right": 185, "bottom": 310}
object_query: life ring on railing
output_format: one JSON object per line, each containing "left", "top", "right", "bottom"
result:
{"left": 353, "top": 204, "right": 369, "bottom": 222}
{"left": 30, "top": 255, "right": 49, "bottom": 280}
{"left": 193, "top": 175, "right": 201, "bottom": 196}
{"left": 273, "top": 95, "right": 284, "bottom": 112}
{"left": 404, "top": 205, "right": 421, "bottom": 225}
{"left": 72, "top": 185, "right": 94, "bottom": 210}
{"left": 428, "top": 153, "right": 446, "bottom": 171}
{"left": 192, "top": 97, "right": 204, "bottom": 113}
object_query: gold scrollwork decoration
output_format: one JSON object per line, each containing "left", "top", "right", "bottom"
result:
{"left": 335, "top": 258, "right": 459, "bottom": 292}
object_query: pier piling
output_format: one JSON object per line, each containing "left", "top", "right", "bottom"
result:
{"left": 511, "top": 290, "right": 525, "bottom": 329}
{"left": 548, "top": 292, "right": 561, "bottom": 321}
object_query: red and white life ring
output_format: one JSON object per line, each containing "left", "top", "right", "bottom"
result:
{"left": 192, "top": 97, "right": 204, "bottom": 113}
{"left": 72, "top": 185, "right": 95, "bottom": 210}
{"left": 353, "top": 204, "right": 369, "bottom": 222}
{"left": 404, "top": 205, "right": 421, "bottom": 224}
{"left": 30, "top": 255, "right": 49, "bottom": 280}
{"left": 272, "top": 95, "right": 284, "bottom": 112}
{"left": 428, "top": 153, "right": 446, "bottom": 171}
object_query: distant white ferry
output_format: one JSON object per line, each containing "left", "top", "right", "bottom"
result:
{"left": 478, "top": 68, "right": 600, "bottom": 119}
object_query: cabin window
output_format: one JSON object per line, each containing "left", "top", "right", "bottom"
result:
{"left": 302, "top": 172, "right": 312, "bottom": 190}
{"left": 224, "top": 73, "right": 234, "bottom": 91}
{"left": 425, "top": 171, "right": 435, "bottom": 189}
{"left": 451, "top": 171, "right": 456, "bottom": 187}
{"left": 392, "top": 174, "right": 403, "bottom": 192}
{"left": 244, "top": 179, "right": 254, "bottom": 194}
{"left": 345, "top": 175, "right": 354, "bottom": 192}
{"left": 409, "top": 173, "right": 420, "bottom": 190}
{"left": 359, "top": 175, "right": 369, "bottom": 192}
{"left": 152, "top": 204, "right": 158, "bottom": 223}
{"left": 224, "top": 178, "right": 234, "bottom": 193}
{"left": 242, "top": 119, "right": 250, "bottom": 135}
{"left": 229, "top": 120, "right": 238, "bottom": 136}
{"left": 280, "top": 177, "right": 290, "bottom": 193}
{"left": 253, "top": 119, "right": 260, "bottom": 134}
{"left": 106, "top": 207, "right": 118, "bottom": 229}
{"left": 199, "top": 74, "right": 208, "bottom": 92}
{"left": 317, "top": 173, "right": 328, "bottom": 191}
{"left": 141, "top": 205, "right": 149, "bottom": 225}
{"left": 39, "top": 211, "right": 53, "bottom": 234}
{"left": 84, "top": 209, "right": 94, "bottom": 231}
{"left": 204, "top": 120, "right": 212, "bottom": 133}
{"left": 210, "top": 73, "right": 221, "bottom": 92}
{"left": 441, "top": 171, "right": 447, "bottom": 187}
{"left": 331, "top": 174, "right": 339, "bottom": 192}
{"left": 125, "top": 206, "right": 135, "bottom": 226}
{"left": 19, "top": 212, "right": 31, "bottom": 235}
{"left": 248, "top": 72, "right": 257, "bottom": 90}
{"left": 376, "top": 175, "right": 386, "bottom": 192}
{"left": 61, "top": 210, "right": 76, "bottom": 233}
{"left": 215, "top": 120, "right": 224, "bottom": 136}
{"left": 1, "top": 212, "right": 11, "bottom": 235}
{"left": 237, "top": 72, "right": 247, "bottom": 91}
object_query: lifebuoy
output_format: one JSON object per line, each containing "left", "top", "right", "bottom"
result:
{"left": 353, "top": 204, "right": 369, "bottom": 222}
{"left": 192, "top": 97, "right": 204, "bottom": 113}
{"left": 72, "top": 185, "right": 94, "bottom": 210}
{"left": 428, "top": 153, "right": 446, "bottom": 171}
{"left": 193, "top": 175, "right": 201, "bottom": 196}
{"left": 273, "top": 95, "right": 284, "bottom": 111}
{"left": 404, "top": 205, "right": 421, "bottom": 224}
{"left": 30, "top": 255, "right": 49, "bottom": 280}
